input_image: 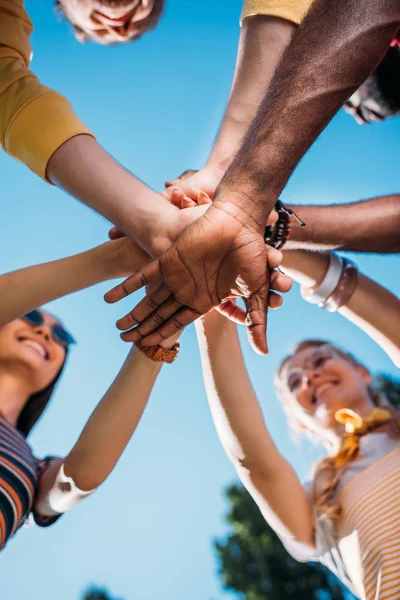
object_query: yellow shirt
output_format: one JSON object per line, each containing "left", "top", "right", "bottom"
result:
{"left": 241, "top": 0, "right": 313, "bottom": 25}
{"left": 0, "top": 0, "right": 93, "bottom": 180}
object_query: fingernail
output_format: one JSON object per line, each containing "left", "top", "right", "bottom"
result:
{"left": 245, "top": 313, "right": 253, "bottom": 326}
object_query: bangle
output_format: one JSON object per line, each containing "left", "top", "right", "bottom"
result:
{"left": 323, "top": 259, "right": 359, "bottom": 312}
{"left": 300, "top": 253, "right": 343, "bottom": 306}
{"left": 135, "top": 341, "right": 180, "bottom": 363}
{"left": 264, "top": 200, "right": 306, "bottom": 249}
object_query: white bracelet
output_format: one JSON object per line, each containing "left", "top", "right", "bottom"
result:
{"left": 300, "top": 253, "right": 343, "bottom": 306}
{"left": 36, "top": 463, "right": 95, "bottom": 517}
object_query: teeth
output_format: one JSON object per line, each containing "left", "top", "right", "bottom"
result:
{"left": 22, "top": 340, "right": 46, "bottom": 359}
{"left": 316, "top": 382, "right": 334, "bottom": 397}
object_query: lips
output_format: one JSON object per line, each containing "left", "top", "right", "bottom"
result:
{"left": 18, "top": 337, "right": 49, "bottom": 360}
{"left": 93, "top": 7, "right": 137, "bottom": 26}
{"left": 313, "top": 381, "right": 338, "bottom": 404}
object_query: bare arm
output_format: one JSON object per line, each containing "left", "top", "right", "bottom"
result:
{"left": 35, "top": 332, "right": 179, "bottom": 514}
{"left": 281, "top": 250, "right": 400, "bottom": 366}
{"left": 0, "top": 238, "right": 148, "bottom": 327}
{"left": 286, "top": 195, "right": 400, "bottom": 253}
{"left": 208, "top": 16, "right": 296, "bottom": 176}
{"left": 165, "top": 15, "right": 296, "bottom": 197}
{"left": 0, "top": 3, "right": 179, "bottom": 259}
{"left": 46, "top": 136, "right": 179, "bottom": 258}
{"left": 217, "top": 0, "right": 400, "bottom": 223}
{"left": 195, "top": 311, "right": 314, "bottom": 547}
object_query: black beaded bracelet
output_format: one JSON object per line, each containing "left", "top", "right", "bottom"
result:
{"left": 264, "top": 200, "right": 306, "bottom": 249}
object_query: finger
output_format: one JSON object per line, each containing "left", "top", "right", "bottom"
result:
{"left": 266, "top": 209, "right": 279, "bottom": 226}
{"left": 121, "top": 295, "right": 183, "bottom": 339}
{"left": 171, "top": 187, "right": 185, "bottom": 208}
{"left": 104, "top": 260, "right": 161, "bottom": 303}
{"left": 160, "top": 190, "right": 173, "bottom": 202}
{"left": 244, "top": 289, "right": 269, "bottom": 356}
{"left": 108, "top": 227, "right": 125, "bottom": 240}
{"left": 123, "top": 307, "right": 200, "bottom": 345}
{"left": 268, "top": 291, "right": 283, "bottom": 309}
{"left": 182, "top": 196, "right": 197, "bottom": 209}
{"left": 270, "top": 270, "right": 292, "bottom": 294}
{"left": 216, "top": 299, "right": 247, "bottom": 324}
{"left": 188, "top": 188, "right": 202, "bottom": 203}
{"left": 165, "top": 178, "right": 178, "bottom": 188}
{"left": 116, "top": 285, "right": 172, "bottom": 331}
{"left": 162, "top": 186, "right": 183, "bottom": 205}
{"left": 197, "top": 191, "right": 212, "bottom": 205}
{"left": 265, "top": 246, "right": 283, "bottom": 270}
{"left": 165, "top": 170, "right": 197, "bottom": 188}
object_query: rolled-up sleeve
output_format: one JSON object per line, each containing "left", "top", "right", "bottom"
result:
{"left": 0, "top": 0, "right": 94, "bottom": 180}
{"left": 241, "top": 0, "right": 313, "bottom": 26}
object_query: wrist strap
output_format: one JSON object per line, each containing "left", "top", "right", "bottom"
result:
{"left": 301, "top": 253, "right": 343, "bottom": 306}
{"left": 135, "top": 341, "right": 180, "bottom": 363}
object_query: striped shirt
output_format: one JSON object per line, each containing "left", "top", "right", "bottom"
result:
{"left": 337, "top": 446, "right": 400, "bottom": 600}
{"left": 280, "top": 433, "right": 400, "bottom": 599}
{"left": 0, "top": 412, "right": 60, "bottom": 550}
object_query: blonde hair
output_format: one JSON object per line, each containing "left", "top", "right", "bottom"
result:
{"left": 275, "top": 339, "right": 400, "bottom": 523}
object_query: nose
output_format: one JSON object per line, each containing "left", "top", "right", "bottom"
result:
{"left": 32, "top": 326, "right": 51, "bottom": 342}
{"left": 305, "top": 368, "right": 323, "bottom": 386}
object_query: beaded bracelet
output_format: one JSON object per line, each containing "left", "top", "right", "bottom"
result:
{"left": 264, "top": 200, "right": 306, "bottom": 249}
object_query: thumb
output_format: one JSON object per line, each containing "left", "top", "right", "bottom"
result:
{"left": 109, "top": 227, "right": 126, "bottom": 240}
{"left": 244, "top": 289, "right": 269, "bottom": 355}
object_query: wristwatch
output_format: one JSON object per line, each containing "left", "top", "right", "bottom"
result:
{"left": 135, "top": 341, "right": 180, "bottom": 363}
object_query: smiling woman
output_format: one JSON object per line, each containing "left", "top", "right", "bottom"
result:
{"left": 55, "top": 0, "right": 165, "bottom": 44}
{"left": 195, "top": 247, "right": 400, "bottom": 600}
{"left": 0, "top": 236, "right": 181, "bottom": 551}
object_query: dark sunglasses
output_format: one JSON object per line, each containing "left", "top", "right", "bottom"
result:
{"left": 22, "top": 310, "right": 76, "bottom": 348}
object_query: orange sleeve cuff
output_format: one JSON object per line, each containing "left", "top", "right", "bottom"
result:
{"left": 241, "top": 0, "right": 312, "bottom": 26}
{"left": 5, "top": 90, "right": 94, "bottom": 181}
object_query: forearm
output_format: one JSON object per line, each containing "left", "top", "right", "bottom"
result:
{"left": 62, "top": 346, "right": 163, "bottom": 490}
{"left": 46, "top": 136, "right": 177, "bottom": 257}
{"left": 207, "top": 16, "right": 296, "bottom": 173}
{"left": 286, "top": 195, "right": 400, "bottom": 252}
{"left": 196, "top": 312, "right": 280, "bottom": 469}
{"left": 196, "top": 311, "right": 314, "bottom": 544}
{"left": 218, "top": 0, "right": 400, "bottom": 222}
{"left": 282, "top": 250, "right": 400, "bottom": 365}
{"left": 0, "top": 239, "right": 147, "bottom": 326}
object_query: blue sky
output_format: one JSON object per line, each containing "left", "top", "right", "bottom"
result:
{"left": 1, "top": 1, "right": 399, "bottom": 598}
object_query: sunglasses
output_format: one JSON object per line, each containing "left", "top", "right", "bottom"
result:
{"left": 286, "top": 345, "right": 337, "bottom": 393}
{"left": 22, "top": 310, "right": 76, "bottom": 348}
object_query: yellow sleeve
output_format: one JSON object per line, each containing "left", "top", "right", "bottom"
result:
{"left": 0, "top": 0, "right": 94, "bottom": 181}
{"left": 241, "top": 0, "right": 314, "bottom": 26}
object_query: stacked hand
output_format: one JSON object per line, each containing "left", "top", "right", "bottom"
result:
{"left": 105, "top": 183, "right": 291, "bottom": 354}
{"left": 163, "top": 167, "right": 222, "bottom": 202}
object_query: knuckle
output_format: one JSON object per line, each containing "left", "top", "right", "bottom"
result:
{"left": 153, "top": 313, "right": 165, "bottom": 325}
{"left": 147, "top": 296, "right": 159, "bottom": 310}
{"left": 139, "top": 273, "right": 149, "bottom": 287}
{"left": 172, "top": 317, "right": 184, "bottom": 329}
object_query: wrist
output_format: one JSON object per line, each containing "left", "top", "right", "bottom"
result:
{"left": 205, "top": 156, "right": 232, "bottom": 178}
{"left": 212, "top": 188, "right": 273, "bottom": 235}
{"left": 281, "top": 250, "right": 329, "bottom": 288}
{"left": 159, "top": 333, "right": 181, "bottom": 350}
{"left": 284, "top": 205, "right": 315, "bottom": 247}
{"left": 84, "top": 242, "right": 121, "bottom": 282}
